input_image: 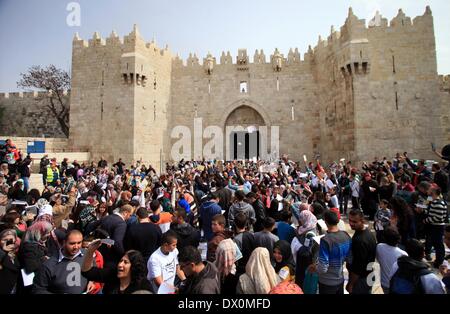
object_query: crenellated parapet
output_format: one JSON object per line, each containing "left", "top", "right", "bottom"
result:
{"left": 186, "top": 53, "right": 200, "bottom": 67}
{"left": 203, "top": 53, "right": 216, "bottom": 75}
{"left": 287, "top": 48, "right": 301, "bottom": 65}
{"left": 310, "top": 6, "right": 435, "bottom": 74}
{"left": 368, "top": 11, "right": 388, "bottom": 28}
{"left": 220, "top": 51, "right": 233, "bottom": 65}
{"left": 253, "top": 49, "right": 266, "bottom": 64}
{"left": 72, "top": 24, "right": 172, "bottom": 59}
{"left": 327, "top": 25, "right": 341, "bottom": 45}
{"left": 236, "top": 49, "right": 249, "bottom": 71}
{"left": 89, "top": 31, "right": 106, "bottom": 47}
{"left": 173, "top": 47, "right": 306, "bottom": 71}
{"left": 0, "top": 90, "right": 69, "bottom": 100}
{"left": 106, "top": 30, "right": 122, "bottom": 46}
{"left": 271, "top": 48, "right": 284, "bottom": 72}
{"left": 339, "top": 7, "right": 367, "bottom": 44}
{"left": 390, "top": 9, "right": 412, "bottom": 28}
{"left": 440, "top": 75, "right": 450, "bottom": 92}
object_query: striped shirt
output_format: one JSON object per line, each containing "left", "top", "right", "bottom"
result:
{"left": 317, "top": 230, "right": 352, "bottom": 286}
{"left": 424, "top": 198, "right": 448, "bottom": 225}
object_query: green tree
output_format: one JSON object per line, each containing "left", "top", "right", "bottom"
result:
{"left": 17, "top": 65, "right": 70, "bottom": 137}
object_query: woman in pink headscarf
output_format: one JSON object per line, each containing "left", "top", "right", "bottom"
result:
{"left": 296, "top": 210, "right": 317, "bottom": 236}
{"left": 290, "top": 210, "right": 319, "bottom": 287}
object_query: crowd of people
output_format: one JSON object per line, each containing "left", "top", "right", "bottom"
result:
{"left": 1, "top": 140, "right": 449, "bottom": 295}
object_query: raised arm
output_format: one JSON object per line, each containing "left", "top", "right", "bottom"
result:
{"left": 432, "top": 149, "right": 444, "bottom": 159}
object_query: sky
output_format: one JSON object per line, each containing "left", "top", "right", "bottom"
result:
{"left": 0, "top": 0, "right": 449, "bottom": 92}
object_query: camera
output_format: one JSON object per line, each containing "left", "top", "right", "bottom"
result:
{"left": 5, "top": 239, "right": 14, "bottom": 246}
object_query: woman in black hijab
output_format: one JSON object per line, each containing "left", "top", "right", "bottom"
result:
{"left": 273, "top": 240, "right": 295, "bottom": 282}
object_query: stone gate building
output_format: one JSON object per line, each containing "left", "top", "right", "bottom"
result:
{"left": 1, "top": 7, "right": 449, "bottom": 171}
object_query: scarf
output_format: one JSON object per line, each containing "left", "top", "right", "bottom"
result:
{"left": 273, "top": 240, "right": 295, "bottom": 274}
{"left": 297, "top": 210, "right": 317, "bottom": 235}
{"left": 214, "top": 239, "right": 236, "bottom": 279}
{"left": 239, "top": 247, "right": 280, "bottom": 294}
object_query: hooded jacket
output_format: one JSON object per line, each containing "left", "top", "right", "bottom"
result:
{"left": 200, "top": 201, "right": 222, "bottom": 241}
{"left": 179, "top": 261, "right": 220, "bottom": 294}
{"left": 390, "top": 255, "right": 445, "bottom": 294}
{"left": 171, "top": 222, "right": 200, "bottom": 253}
{"left": 228, "top": 201, "right": 256, "bottom": 230}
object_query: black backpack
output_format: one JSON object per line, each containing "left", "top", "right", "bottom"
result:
{"left": 295, "top": 231, "right": 316, "bottom": 288}
{"left": 389, "top": 267, "right": 431, "bottom": 294}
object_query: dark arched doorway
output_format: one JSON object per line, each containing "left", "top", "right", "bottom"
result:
{"left": 225, "top": 105, "right": 265, "bottom": 160}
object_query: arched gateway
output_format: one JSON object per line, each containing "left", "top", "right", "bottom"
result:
{"left": 222, "top": 100, "right": 271, "bottom": 160}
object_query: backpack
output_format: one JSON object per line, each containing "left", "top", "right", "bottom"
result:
{"left": 389, "top": 267, "right": 431, "bottom": 294}
{"left": 303, "top": 268, "right": 319, "bottom": 295}
{"left": 294, "top": 231, "right": 316, "bottom": 288}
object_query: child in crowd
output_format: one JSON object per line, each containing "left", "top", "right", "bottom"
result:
{"left": 374, "top": 199, "right": 392, "bottom": 243}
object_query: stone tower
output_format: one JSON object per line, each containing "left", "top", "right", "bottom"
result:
{"left": 69, "top": 25, "right": 172, "bottom": 170}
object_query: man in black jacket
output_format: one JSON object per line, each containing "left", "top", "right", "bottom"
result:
{"left": 338, "top": 171, "right": 351, "bottom": 215}
{"left": 215, "top": 180, "right": 232, "bottom": 220}
{"left": 125, "top": 207, "right": 162, "bottom": 262}
{"left": 171, "top": 208, "right": 200, "bottom": 253}
{"left": 97, "top": 156, "right": 108, "bottom": 169}
{"left": 361, "top": 173, "right": 379, "bottom": 221}
{"left": 346, "top": 209, "right": 377, "bottom": 294}
{"left": 178, "top": 246, "right": 220, "bottom": 294}
{"left": 113, "top": 158, "right": 125, "bottom": 175}
{"left": 246, "top": 192, "right": 265, "bottom": 232}
{"left": 17, "top": 154, "right": 32, "bottom": 193}
{"left": 432, "top": 163, "right": 448, "bottom": 200}
{"left": 98, "top": 204, "right": 133, "bottom": 268}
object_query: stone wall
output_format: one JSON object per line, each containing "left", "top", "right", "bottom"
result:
{"left": 169, "top": 49, "right": 320, "bottom": 163}
{"left": 0, "top": 92, "right": 68, "bottom": 138}
{"left": 0, "top": 136, "right": 69, "bottom": 153}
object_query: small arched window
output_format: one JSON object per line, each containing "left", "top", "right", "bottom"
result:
{"left": 240, "top": 81, "right": 248, "bottom": 93}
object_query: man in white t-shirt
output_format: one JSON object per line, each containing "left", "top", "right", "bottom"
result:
{"left": 376, "top": 226, "right": 408, "bottom": 293}
{"left": 147, "top": 230, "right": 186, "bottom": 293}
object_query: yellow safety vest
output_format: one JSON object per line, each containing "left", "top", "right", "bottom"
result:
{"left": 46, "top": 166, "right": 59, "bottom": 183}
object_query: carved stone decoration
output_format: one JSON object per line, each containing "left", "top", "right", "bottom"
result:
{"left": 204, "top": 53, "right": 214, "bottom": 75}
{"left": 272, "top": 48, "right": 283, "bottom": 72}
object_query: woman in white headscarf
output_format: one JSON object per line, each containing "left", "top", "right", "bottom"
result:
{"left": 215, "top": 239, "right": 239, "bottom": 295}
{"left": 236, "top": 247, "right": 280, "bottom": 294}
{"left": 290, "top": 210, "right": 319, "bottom": 289}
{"left": 291, "top": 210, "right": 318, "bottom": 262}
{"left": 35, "top": 202, "right": 53, "bottom": 225}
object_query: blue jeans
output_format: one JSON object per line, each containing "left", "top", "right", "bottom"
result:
{"left": 22, "top": 176, "right": 29, "bottom": 193}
